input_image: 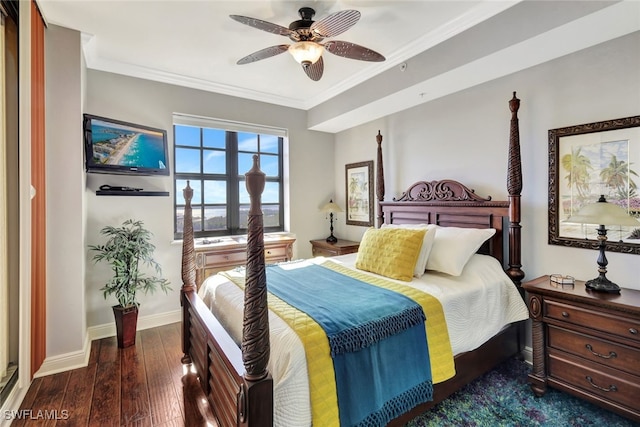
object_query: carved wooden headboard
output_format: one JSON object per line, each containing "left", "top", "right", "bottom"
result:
{"left": 375, "top": 93, "right": 524, "bottom": 285}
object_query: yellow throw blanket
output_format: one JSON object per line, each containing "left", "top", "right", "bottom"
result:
{"left": 221, "top": 260, "right": 455, "bottom": 426}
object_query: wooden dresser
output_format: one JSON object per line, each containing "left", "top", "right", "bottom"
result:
{"left": 523, "top": 275, "right": 640, "bottom": 423}
{"left": 310, "top": 238, "right": 359, "bottom": 257}
{"left": 194, "top": 235, "right": 295, "bottom": 286}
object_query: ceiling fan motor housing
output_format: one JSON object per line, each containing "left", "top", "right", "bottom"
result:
{"left": 288, "top": 7, "right": 319, "bottom": 42}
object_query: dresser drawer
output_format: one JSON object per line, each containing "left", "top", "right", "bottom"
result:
{"left": 310, "top": 239, "right": 359, "bottom": 257}
{"left": 202, "top": 250, "right": 246, "bottom": 267}
{"left": 312, "top": 246, "right": 338, "bottom": 257}
{"left": 548, "top": 350, "right": 640, "bottom": 412}
{"left": 548, "top": 325, "right": 640, "bottom": 376}
{"left": 545, "top": 299, "right": 640, "bottom": 345}
{"left": 264, "top": 246, "right": 288, "bottom": 261}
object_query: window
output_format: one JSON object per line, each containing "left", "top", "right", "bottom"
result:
{"left": 173, "top": 114, "right": 286, "bottom": 239}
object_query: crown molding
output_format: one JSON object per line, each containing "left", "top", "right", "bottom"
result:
{"left": 80, "top": 2, "right": 520, "bottom": 112}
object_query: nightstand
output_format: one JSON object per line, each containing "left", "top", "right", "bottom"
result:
{"left": 522, "top": 275, "right": 640, "bottom": 423}
{"left": 310, "top": 239, "right": 359, "bottom": 257}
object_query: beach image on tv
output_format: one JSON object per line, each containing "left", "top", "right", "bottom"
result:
{"left": 90, "top": 119, "right": 167, "bottom": 169}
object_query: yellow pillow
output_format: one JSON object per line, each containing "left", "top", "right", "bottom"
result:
{"left": 355, "top": 227, "right": 426, "bottom": 281}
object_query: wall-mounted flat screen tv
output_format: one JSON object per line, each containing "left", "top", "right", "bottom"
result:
{"left": 83, "top": 114, "right": 170, "bottom": 176}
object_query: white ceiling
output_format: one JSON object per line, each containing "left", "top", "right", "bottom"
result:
{"left": 38, "top": 1, "right": 640, "bottom": 133}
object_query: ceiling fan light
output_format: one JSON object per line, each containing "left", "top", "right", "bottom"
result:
{"left": 289, "top": 41, "right": 324, "bottom": 65}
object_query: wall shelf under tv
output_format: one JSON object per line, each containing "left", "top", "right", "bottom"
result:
{"left": 96, "top": 190, "right": 169, "bottom": 197}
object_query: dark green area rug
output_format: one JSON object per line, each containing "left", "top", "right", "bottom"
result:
{"left": 405, "top": 357, "right": 637, "bottom": 427}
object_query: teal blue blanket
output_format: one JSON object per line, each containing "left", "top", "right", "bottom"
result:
{"left": 266, "top": 264, "right": 433, "bottom": 427}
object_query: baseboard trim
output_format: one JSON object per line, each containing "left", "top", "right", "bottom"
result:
{"left": 522, "top": 345, "right": 533, "bottom": 365}
{"left": 0, "top": 379, "right": 30, "bottom": 427}
{"left": 34, "top": 309, "right": 181, "bottom": 378}
{"left": 33, "top": 334, "right": 91, "bottom": 378}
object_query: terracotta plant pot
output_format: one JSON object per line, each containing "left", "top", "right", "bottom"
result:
{"left": 112, "top": 305, "right": 139, "bottom": 348}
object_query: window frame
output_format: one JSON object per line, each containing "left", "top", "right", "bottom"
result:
{"left": 173, "top": 115, "right": 285, "bottom": 239}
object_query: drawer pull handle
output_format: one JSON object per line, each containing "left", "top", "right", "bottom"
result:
{"left": 585, "top": 376, "right": 617, "bottom": 393}
{"left": 585, "top": 344, "right": 617, "bottom": 359}
{"left": 630, "top": 328, "right": 638, "bottom": 335}
{"left": 561, "top": 311, "right": 569, "bottom": 318}
{"left": 266, "top": 250, "right": 271, "bottom": 254}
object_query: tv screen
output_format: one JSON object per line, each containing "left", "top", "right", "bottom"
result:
{"left": 83, "top": 114, "right": 169, "bottom": 176}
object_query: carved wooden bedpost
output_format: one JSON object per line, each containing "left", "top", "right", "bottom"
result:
{"left": 507, "top": 92, "right": 524, "bottom": 285}
{"left": 181, "top": 181, "right": 196, "bottom": 363}
{"left": 376, "top": 130, "right": 385, "bottom": 227}
{"left": 241, "top": 155, "right": 273, "bottom": 426}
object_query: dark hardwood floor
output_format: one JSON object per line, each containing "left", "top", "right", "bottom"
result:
{"left": 13, "top": 322, "right": 217, "bottom": 426}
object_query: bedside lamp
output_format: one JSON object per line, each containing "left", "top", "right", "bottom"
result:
{"left": 321, "top": 200, "right": 343, "bottom": 243}
{"left": 565, "top": 195, "right": 640, "bottom": 293}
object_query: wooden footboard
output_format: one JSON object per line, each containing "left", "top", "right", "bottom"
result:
{"left": 182, "top": 289, "right": 273, "bottom": 426}
{"left": 180, "top": 93, "right": 525, "bottom": 426}
{"left": 180, "top": 157, "right": 273, "bottom": 427}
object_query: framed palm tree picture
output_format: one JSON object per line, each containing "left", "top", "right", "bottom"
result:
{"left": 548, "top": 115, "right": 640, "bottom": 254}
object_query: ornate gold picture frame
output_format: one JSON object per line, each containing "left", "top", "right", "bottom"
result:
{"left": 548, "top": 115, "right": 640, "bottom": 254}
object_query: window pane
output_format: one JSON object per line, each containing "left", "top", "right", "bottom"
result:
{"left": 260, "top": 134, "right": 279, "bottom": 154}
{"left": 204, "top": 207, "right": 227, "bottom": 231}
{"left": 263, "top": 182, "right": 279, "bottom": 203}
{"left": 192, "top": 206, "right": 203, "bottom": 232}
{"left": 260, "top": 154, "right": 279, "bottom": 177}
{"left": 175, "top": 206, "right": 185, "bottom": 234}
{"left": 175, "top": 204, "right": 202, "bottom": 232}
{"left": 176, "top": 147, "right": 201, "bottom": 173}
{"left": 204, "top": 180, "right": 226, "bottom": 204}
{"left": 238, "top": 197, "right": 281, "bottom": 227}
{"left": 239, "top": 205, "right": 249, "bottom": 230}
{"left": 238, "top": 181, "right": 279, "bottom": 204}
{"left": 203, "top": 128, "right": 225, "bottom": 149}
{"left": 264, "top": 205, "right": 281, "bottom": 227}
{"left": 238, "top": 153, "right": 255, "bottom": 175}
{"left": 238, "top": 132, "right": 258, "bottom": 152}
{"left": 175, "top": 125, "right": 200, "bottom": 147}
{"left": 238, "top": 180, "right": 249, "bottom": 204}
{"left": 187, "top": 180, "right": 202, "bottom": 205}
{"left": 176, "top": 179, "right": 201, "bottom": 205}
{"left": 203, "top": 149, "right": 226, "bottom": 174}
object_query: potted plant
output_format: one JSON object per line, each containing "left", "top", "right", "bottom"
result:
{"left": 89, "top": 219, "right": 171, "bottom": 348}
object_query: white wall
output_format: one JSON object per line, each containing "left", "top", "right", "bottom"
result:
{"left": 45, "top": 26, "right": 87, "bottom": 358}
{"left": 335, "top": 31, "right": 640, "bottom": 291}
{"left": 82, "top": 69, "right": 335, "bottom": 328}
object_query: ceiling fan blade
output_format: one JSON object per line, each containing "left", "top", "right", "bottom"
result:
{"left": 311, "top": 10, "right": 360, "bottom": 38}
{"left": 230, "top": 15, "right": 293, "bottom": 37}
{"left": 324, "top": 40, "right": 385, "bottom": 62}
{"left": 237, "top": 45, "right": 290, "bottom": 65}
{"left": 302, "top": 56, "right": 324, "bottom": 81}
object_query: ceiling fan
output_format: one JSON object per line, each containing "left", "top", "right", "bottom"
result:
{"left": 230, "top": 7, "right": 385, "bottom": 81}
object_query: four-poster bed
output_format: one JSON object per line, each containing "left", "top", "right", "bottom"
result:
{"left": 180, "top": 92, "right": 525, "bottom": 426}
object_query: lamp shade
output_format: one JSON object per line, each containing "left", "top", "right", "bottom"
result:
{"left": 565, "top": 196, "right": 640, "bottom": 227}
{"left": 321, "top": 200, "right": 343, "bottom": 214}
{"left": 288, "top": 41, "right": 324, "bottom": 65}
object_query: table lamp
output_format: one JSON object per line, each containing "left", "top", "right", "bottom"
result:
{"left": 321, "top": 200, "right": 343, "bottom": 243}
{"left": 565, "top": 195, "right": 640, "bottom": 293}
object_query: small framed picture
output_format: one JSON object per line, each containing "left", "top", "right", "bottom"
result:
{"left": 345, "top": 161, "right": 374, "bottom": 227}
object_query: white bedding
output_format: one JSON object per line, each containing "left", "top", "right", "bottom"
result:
{"left": 198, "top": 253, "right": 529, "bottom": 427}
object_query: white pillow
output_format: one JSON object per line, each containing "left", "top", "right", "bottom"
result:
{"left": 381, "top": 223, "right": 437, "bottom": 278}
{"left": 426, "top": 226, "right": 496, "bottom": 276}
